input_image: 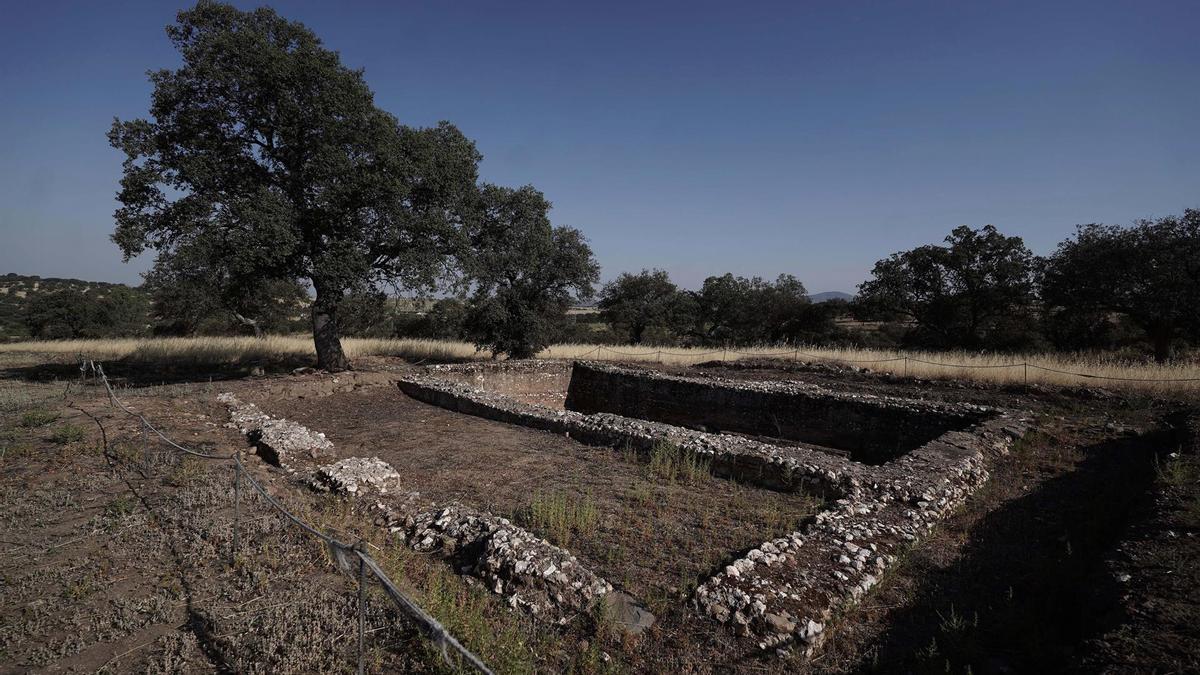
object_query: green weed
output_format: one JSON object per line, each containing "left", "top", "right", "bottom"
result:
{"left": 520, "top": 491, "right": 599, "bottom": 547}
{"left": 49, "top": 423, "right": 85, "bottom": 445}
{"left": 19, "top": 408, "right": 59, "bottom": 428}
{"left": 647, "top": 440, "right": 710, "bottom": 484}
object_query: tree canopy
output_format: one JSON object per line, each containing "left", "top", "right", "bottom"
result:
{"left": 1042, "top": 209, "right": 1200, "bottom": 362}
{"left": 597, "top": 269, "right": 690, "bottom": 344}
{"left": 109, "top": 1, "right": 479, "bottom": 370}
{"left": 689, "top": 274, "right": 821, "bottom": 346}
{"left": 141, "top": 245, "right": 306, "bottom": 336}
{"left": 461, "top": 185, "right": 598, "bottom": 359}
{"left": 857, "top": 225, "right": 1038, "bottom": 350}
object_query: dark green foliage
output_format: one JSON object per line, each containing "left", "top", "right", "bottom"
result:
{"left": 410, "top": 298, "right": 469, "bottom": 340}
{"left": 109, "top": 1, "right": 480, "bottom": 370}
{"left": 857, "top": 225, "right": 1039, "bottom": 350}
{"left": 688, "top": 273, "right": 834, "bottom": 346}
{"left": 0, "top": 274, "right": 148, "bottom": 340}
{"left": 23, "top": 286, "right": 149, "bottom": 339}
{"left": 598, "top": 270, "right": 691, "bottom": 344}
{"left": 462, "top": 185, "right": 599, "bottom": 359}
{"left": 142, "top": 246, "right": 307, "bottom": 336}
{"left": 1042, "top": 209, "right": 1200, "bottom": 362}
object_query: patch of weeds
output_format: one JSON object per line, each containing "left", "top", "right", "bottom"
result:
{"left": 629, "top": 481, "right": 655, "bottom": 510}
{"left": 647, "top": 440, "right": 710, "bottom": 484}
{"left": 61, "top": 578, "right": 96, "bottom": 601}
{"left": 519, "top": 491, "right": 599, "bottom": 547}
{"left": 49, "top": 423, "right": 85, "bottom": 445}
{"left": 19, "top": 408, "right": 59, "bottom": 428}
{"left": 109, "top": 441, "right": 142, "bottom": 466}
{"left": 1, "top": 433, "right": 34, "bottom": 462}
{"left": 170, "top": 457, "right": 205, "bottom": 485}
{"left": 414, "top": 561, "right": 539, "bottom": 674}
{"left": 105, "top": 495, "right": 136, "bottom": 522}
{"left": 752, "top": 502, "right": 793, "bottom": 539}
{"left": 1156, "top": 453, "right": 1199, "bottom": 487}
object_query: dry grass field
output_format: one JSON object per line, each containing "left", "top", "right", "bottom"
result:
{"left": 1, "top": 336, "right": 1198, "bottom": 393}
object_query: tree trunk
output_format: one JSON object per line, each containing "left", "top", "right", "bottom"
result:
{"left": 233, "top": 312, "right": 263, "bottom": 338}
{"left": 509, "top": 345, "right": 536, "bottom": 360}
{"left": 631, "top": 323, "right": 645, "bottom": 345}
{"left": 1151, "top": 325, "right": 1173, "bottom": 364}
{"left": 312, "top": 284, "right": 350, "bottom": 372}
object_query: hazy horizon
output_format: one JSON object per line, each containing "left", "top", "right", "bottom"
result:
{"left": 1, "top": 1, "right": 1197, "bottom": 292}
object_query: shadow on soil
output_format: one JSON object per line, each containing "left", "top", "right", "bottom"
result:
{"left": 858, "top": 428, "right": 1173, "bottom": 675}
{"left": 0, "top": 354, "right": 315, "bottom": 387}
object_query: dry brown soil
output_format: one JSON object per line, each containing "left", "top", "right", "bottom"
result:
{"left": 1, "top": 352, "right": 1196, "bottom": 673}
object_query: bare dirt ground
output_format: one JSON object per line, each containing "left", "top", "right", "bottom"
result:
{"left": 1, "top": 352, "right": 1197, "bottom": 673}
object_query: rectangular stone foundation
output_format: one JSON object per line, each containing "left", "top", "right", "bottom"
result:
{"left": 396, "top": 359, "right": 1030, "bottom": 661}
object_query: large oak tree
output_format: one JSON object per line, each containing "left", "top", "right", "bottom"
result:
{"left": 1042, "top": 209, "right": 1200, "bottom": 362}
{"left": 857, "top": 225, "right": 1038, "bottom": 349}
{"left": 109, "top": 1, "right": 480, "bottom": 370}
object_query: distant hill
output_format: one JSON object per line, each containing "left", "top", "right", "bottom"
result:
{"left": 0, "top": 273, "right": 142, "bottom": 340}
{"left": 809, "top": 291, "right": 853, "bottom": 303}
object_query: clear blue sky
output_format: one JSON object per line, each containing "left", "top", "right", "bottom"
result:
{"left": 1, "top": 1, "right": 1197, "bottom": 293}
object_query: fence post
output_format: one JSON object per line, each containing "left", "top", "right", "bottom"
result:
{"left": 1024, "top": 362, "right": 1028, "bottom": 386}
{"left": 903, "top": 357, "right": 908, "bottom": 378}
{"left": 141, "top": 419, "right": 150, "bottom": 471}
{"left": 357, "top": 544, "right": 368, "bottom": 675}
{"left": 657, "top": 349, "right": 662, "bottom": 363}
{"left": 232, "top": 457, "right": 241, "bottom": 567}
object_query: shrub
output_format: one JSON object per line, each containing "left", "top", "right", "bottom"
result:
{"left": 19, "top": 408, "right": 59, "bottom": 428}
{"left": 49, "top": 423, "right": 85, "bottom": 445}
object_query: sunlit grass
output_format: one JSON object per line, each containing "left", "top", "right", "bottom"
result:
{"left": 1, "top": 335, "right": 1198, "bottom": 393}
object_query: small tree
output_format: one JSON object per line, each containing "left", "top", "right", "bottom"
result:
{"left": 462, "top": 185, "right": 599, "bottom": 358}
{"left": 1042, "top": 210, "right": 1200, "bottom": 362}
{"left": 597, "top": 269, "right": 689, "bottom": 344}
{"left": 109, "top": 2, "right": 480, "bottom": 370}
{"left": 689, "top": 273, "right": 815, "bottom": 345}
{"left": 857, "top": 225, "right": 1038, "bottom": 349}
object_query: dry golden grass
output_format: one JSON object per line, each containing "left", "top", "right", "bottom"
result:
{"left": 1, "top": 336, "right": 1198, "bottom": 393}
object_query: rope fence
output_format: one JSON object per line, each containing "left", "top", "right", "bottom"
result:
{"left": 80, "top": 359, "right": 495, "bottom": 675}
{"left": 546, "top": 346, "right": 1200, "bottom": 385}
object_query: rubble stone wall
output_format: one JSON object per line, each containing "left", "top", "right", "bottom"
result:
{"left": 396, "top": 360, "right": 1031, "bottom": 659}
{"left": 565, "top": 362, "right": 989, "bottom": 464}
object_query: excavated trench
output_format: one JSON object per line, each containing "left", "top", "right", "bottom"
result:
{"left": 438, "top": 360, "right": 994, "bottom": 466}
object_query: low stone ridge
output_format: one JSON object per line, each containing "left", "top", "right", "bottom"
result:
{"left": 396, "top": 360, "right": 1031, "bottom": 658}
{"left": 304, "top": 455, "right": 620, "bottom": 624}
{"left": 215, "top": 392, "right": 622, "bottom": 625}
{"left": 310, "top": 457, "right": 402, "bottom": 495}
{"left": 392, "top": 502, "right": 615, "bottom": 621}
{"left": 692, "top": 420, "right": 1025, "bottom": 656}
{"left": 217, "top": 392, "right": 333, "bottom": 466}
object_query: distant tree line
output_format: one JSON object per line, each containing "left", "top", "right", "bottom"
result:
{"left": 854, "top": 210, "right": 1200, "bottom": 363}
{"left": 400, "top": 208, "right": 1200, "bottom": 364}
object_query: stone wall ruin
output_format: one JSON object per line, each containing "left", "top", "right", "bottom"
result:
{"left": 397, "top": 360, "right": 1031, "bottom": 658}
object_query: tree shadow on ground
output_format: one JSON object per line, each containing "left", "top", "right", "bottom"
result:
{"left": 856, "top": 429, "right": 1173, "bottom": 674}
{"left": 0, "top": 354, "right": 316, "bottom": 387}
